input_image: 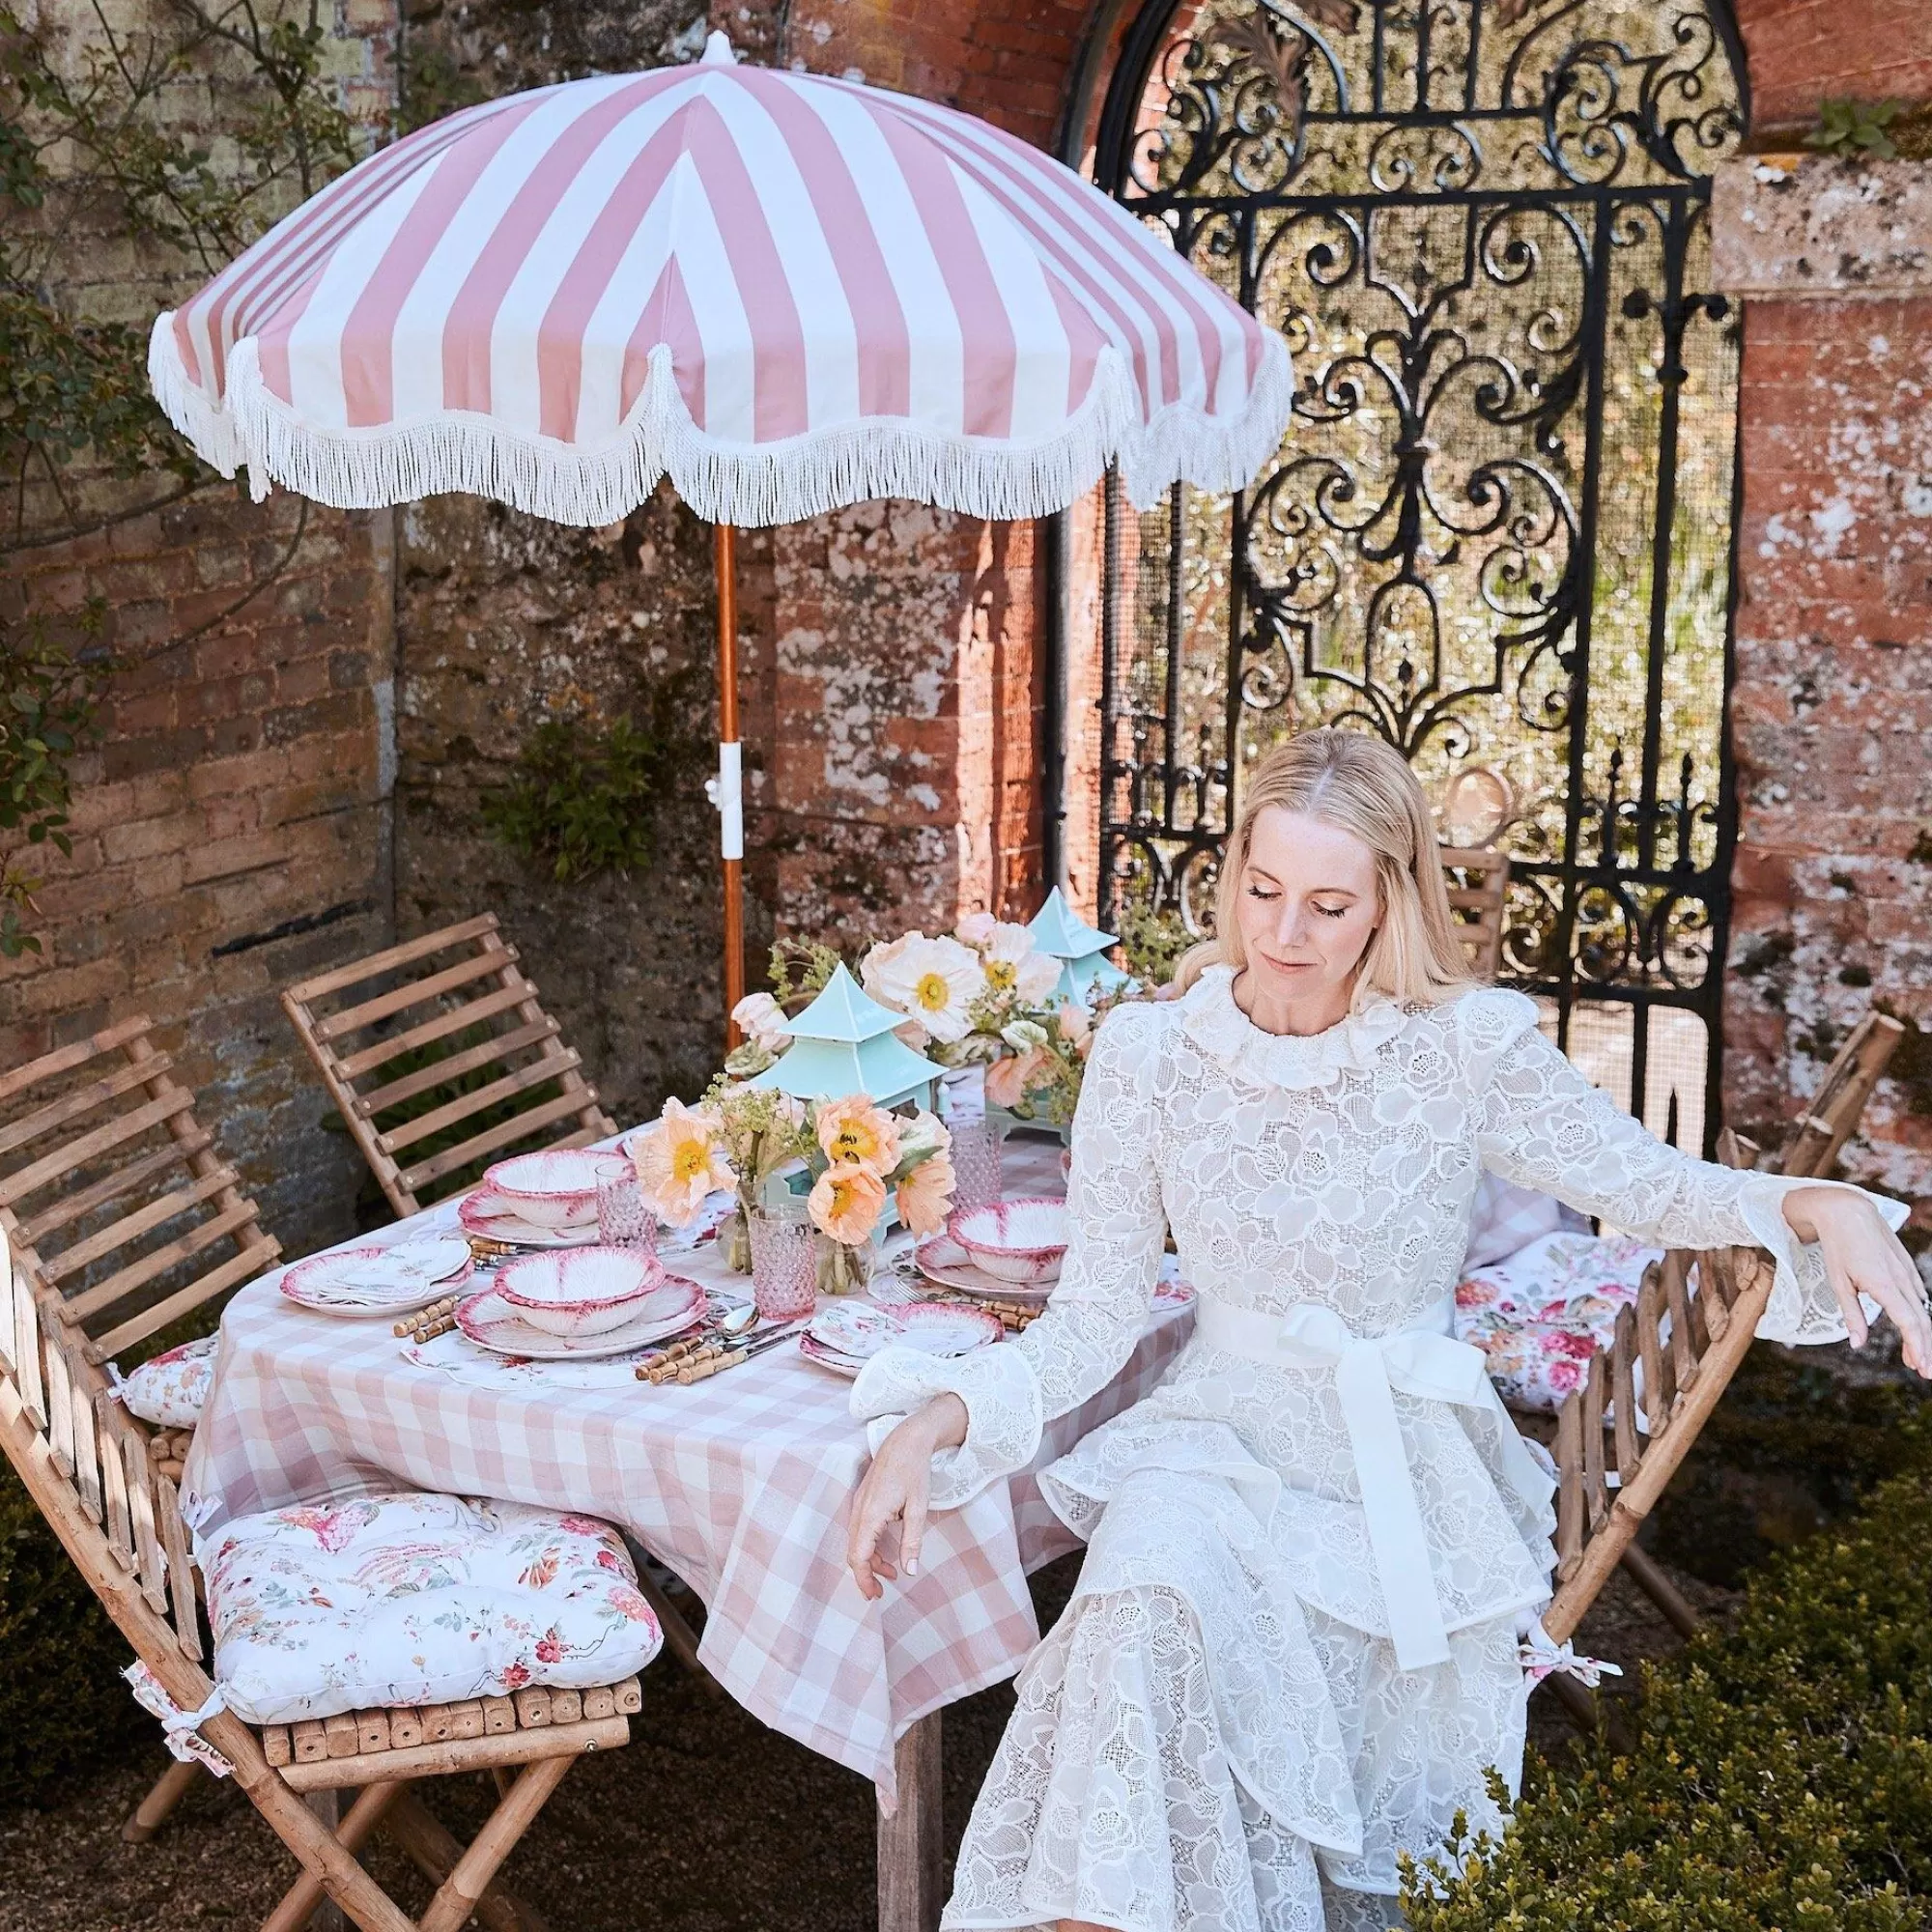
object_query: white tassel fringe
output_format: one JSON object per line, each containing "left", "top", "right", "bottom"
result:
{"left": 147, "top": 318, "right": 1294, "bottom": 527}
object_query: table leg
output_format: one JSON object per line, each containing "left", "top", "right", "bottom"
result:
{"left": 876, "top": 1711, "right": 943, "bottom": 1932}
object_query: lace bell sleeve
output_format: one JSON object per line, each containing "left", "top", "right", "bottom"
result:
{"left": 848, "top": 1004, "right": 1168, "bottom": 1511}
{"left": 1461, "top": 989, "right": 1910, "bottom": 1347}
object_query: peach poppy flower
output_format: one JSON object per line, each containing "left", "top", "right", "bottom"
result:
{"left": 985, "top": 1045, "right": 1051, "bottom": 1111}
{"left": 816, "top": 1095, "right": 902, "bottom": 1172}
{"left": 632, "top": 1097, "right": 734, "bottom": 1228}
{"left": 809, "top": 1163, "right": 888, "bottom": 1245}
{"left": 895, "top": 1151, "right": 956, "bottom": 1238}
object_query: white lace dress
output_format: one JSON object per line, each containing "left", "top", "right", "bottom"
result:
{"left": 851, "top": 970, "right": 1905, "bottom": 1932}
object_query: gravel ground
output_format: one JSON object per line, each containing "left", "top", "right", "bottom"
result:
{"left": 0, "top": 1548, "right": 1726, "bottom": 1932}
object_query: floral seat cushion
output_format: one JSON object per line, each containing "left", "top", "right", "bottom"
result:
{"left": 205, "top": 1492, "right": 663, "bottom": 1726}
{"left": 118, "top": 1334, "right": 218, "bottom": 1430}
{"left": 1454, "top": 1230, "right": 1662, "bottom": 1415}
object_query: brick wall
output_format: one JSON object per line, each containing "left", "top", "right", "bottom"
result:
{"left": 1732, "top": 0, "right": 1932, "bottom": 137}
{"left": 1719, "top": 7, "right": 1932, "bottom": 1219}
{"left": 1, "top": 2, "right": 400, "bottom": 1259}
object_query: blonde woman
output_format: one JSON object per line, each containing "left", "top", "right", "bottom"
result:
{"left": 847, "top": 729, "right": 1926, "bottom": 1932}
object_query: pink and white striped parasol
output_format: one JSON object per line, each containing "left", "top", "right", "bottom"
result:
{"left": 148, "top": 34, "right": 1289, "bottom": 526}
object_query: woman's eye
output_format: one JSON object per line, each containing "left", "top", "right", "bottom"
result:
{"left": 1245, "top": 885, "right": 1278, "bottom": 901}
{"left": 1315, "top": 904, "right": 1349, "bottom": 919}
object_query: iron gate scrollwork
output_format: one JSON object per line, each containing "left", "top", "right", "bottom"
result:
{"left": 1092, "top": 0, "right": 1747, "bottom": 1148}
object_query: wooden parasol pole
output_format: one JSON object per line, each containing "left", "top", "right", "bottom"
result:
{"left": 714, "top": 523, "right": 745, "bottom": 1048}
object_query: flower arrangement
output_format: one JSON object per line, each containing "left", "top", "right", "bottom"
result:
{"left": 630, "top": 1085, "right": 955, "bottom": 1294}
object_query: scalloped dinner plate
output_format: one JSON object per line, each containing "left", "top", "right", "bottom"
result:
{"left": 281, "top": 1237, "right": 475, "bottom": 1317}
{"left": 454, "top": 1272, "right": 706, "bottom": 1359}
{"left": 459, "top": 1189, "right": 605, "bottom": 1248}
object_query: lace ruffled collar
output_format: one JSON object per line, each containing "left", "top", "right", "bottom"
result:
{"left": 1179, "top": 964, "right": 1410, "bottom": 1093}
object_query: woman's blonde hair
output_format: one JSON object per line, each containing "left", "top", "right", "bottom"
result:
{"left": 1172, "top": 728, "right": 1476, "bottom": 1006}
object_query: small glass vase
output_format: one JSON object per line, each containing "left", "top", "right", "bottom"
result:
{"left": 816, "top": 1227, "right": 881, "bottom": 1296}
{"left": 747, "top": 1203, "right": 817, "bottom": 1323}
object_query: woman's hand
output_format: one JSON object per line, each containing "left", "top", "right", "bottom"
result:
{"left": 1782, "top": 1185, "right": 1932, "bottom": 1376}
{"left": 845, "top": 1393, "right": 969, "bottom": 1600}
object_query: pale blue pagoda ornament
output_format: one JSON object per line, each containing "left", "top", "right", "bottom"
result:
{"left": 747, "top": 963, "right": 942, "bottom": 1112}
{"left": 1028, "top": 887, "right": 1131, "bottom": 1006}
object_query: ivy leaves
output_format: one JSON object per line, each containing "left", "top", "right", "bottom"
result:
{"left": 481, "top": 705, "right": 704, "bottom": 885}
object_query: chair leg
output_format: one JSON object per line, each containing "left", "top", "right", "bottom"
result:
{"left": 122, "top": 1757, "right": 201, "bottom": 1843}
{"left": 383, "top": 1789, "right": 549, "bottom": 1932}
{"left": 260, "top": 1782, "right": 405, "bottom": 1932}
{"left": 305, "top": 1791, "right": 349, "bottom": 1932}
{"left": 417, "top": 1756, "right": 574, "bottom": 1932}
{"left": 1618, "top": 1542, "right": 1702, "bottom": 1641}
{"left": 636, "top": 1568, "right": 717, "bottom": 1693}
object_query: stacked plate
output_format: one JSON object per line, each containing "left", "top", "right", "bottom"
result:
{"left": 799, "top": 1298, "right": 1004, "bottom": 1379}
{"left": 456, "top": 1249, "right": 706, "bottom": 1361}
{"left": 281, "top": 1236, "right": 475, "bottom": 1319}
{"left": 459, "top": 1148, "right": 628, "bottom": 1247}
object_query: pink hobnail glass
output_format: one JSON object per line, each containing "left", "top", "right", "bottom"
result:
{"left": 748, "top": 1207, "right": 817, "bottom": 1323}
{"left": 597, "top": 1170, "right": 659, "bottom": 1258}
{"left": 948, "top": 1116, "right": 1007, "bottom": 1216}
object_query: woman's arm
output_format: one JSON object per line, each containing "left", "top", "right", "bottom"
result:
{"left": 845, "top": 1008, "right": 1168, "bottom": 1597}
{"left": 1464, "top": 993, "right": 1928, "bottom": 1371}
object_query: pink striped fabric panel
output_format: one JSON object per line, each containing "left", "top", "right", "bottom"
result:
{"left": 168, "top": 62, "right": 1268, "bottom": 449}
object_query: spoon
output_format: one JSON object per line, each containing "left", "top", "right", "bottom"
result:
{"left": 716, "top": 1303, "right": 758, "bottom": 1337}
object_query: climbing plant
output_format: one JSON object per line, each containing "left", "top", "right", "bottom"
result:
{"left": 0, "top": 0, "right": 363, "bottom": 951}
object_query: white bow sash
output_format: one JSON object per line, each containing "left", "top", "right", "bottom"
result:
{"left": 1193, "top": 1296, "right": 1547, "bottom": 1672}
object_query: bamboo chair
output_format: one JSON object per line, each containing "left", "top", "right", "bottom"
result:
{"left": 1763, "top": 1010, "right": 1905, "bottom": 1179}
{"left": 1439, "top": 845, "right": 1511, "bottom": 980}
{"left": 0, "top": 1013, "right": 280, "bottom": 1403}
{"left": 0, "top": 1263, "right": 641, "bottom": 1932}
{"left": 282, "top": 915, "right": 615, "bottom": 1218}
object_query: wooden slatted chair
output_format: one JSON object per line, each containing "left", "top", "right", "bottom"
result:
{"left": 1764, "top": 1010, "right": 1905, "bottom": 1179}
{"left": 0, "top": 1260, "right": 644, "bottom": 1932}
{"left": 282, "top": 915, "right": 615, "bottom": 1218}
{"left": 1439, "top": 844, "right": 1511, "bottom": 980}
{"left": 0, "top": 1014, "right": 280, "bottom": 1403}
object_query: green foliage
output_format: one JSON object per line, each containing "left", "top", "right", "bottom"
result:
{"left": 1806, "top": 97, "right": 1902, "bottom": 159}
{"left": 1402, "top": 1425, "right": 1932, "bottom": 1931}
{"left": 0, "top": 601, "right": 111, "bottom": 956}
{"left": 766, "top": 936, "right": 846, "bottom": 1009}
{"left": 1113, "top": 894, "right": 1191, "bottom": 986}
{"left": 482, "top": 710, "right": 696, "bottom": 885}
{"left": 1, "top": 1, "right": 357, "bottom": 952}
{"left": 400, "top": 39, "right": 489, "bottom": 136}
{"left": 0, "top": 1464, "right": 148, "bottom": 1810}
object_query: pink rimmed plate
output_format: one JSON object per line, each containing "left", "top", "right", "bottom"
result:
{"left": 281, "top": 1236, "right": 474, "bottom": 1318}
{"left": 913, "top": 1233, "right": 1053, "bottom": 1306}
{"left": 459, "top": 1188, "right": 605, "bottom": 1249}
{"left": 800, "top": 1298, "right": 1003, "bottom": 1378}
{"left": 454, "top": 1271, "right": 705, "bottom": 1360}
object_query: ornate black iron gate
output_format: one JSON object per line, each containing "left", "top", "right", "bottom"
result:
{"left": 1092, "top": 0, "right": 1747, "bottom": 1148}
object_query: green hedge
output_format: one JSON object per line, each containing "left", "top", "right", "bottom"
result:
{"left": 1402, "top": 1424, "right": 1932, "bottom": 1931}
{"left": 0, "top": 1463, "right": 147, "bottom": 1809}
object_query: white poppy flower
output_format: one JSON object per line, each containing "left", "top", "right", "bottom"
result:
{"left": 978, "top": 921, "right": 1062, "bottom": 1003}
{"left": 731, "top": 990, "right": 792, "bottom": 1056}
{"left": 867, "top": 933, "right": 982, "bottom": 1044}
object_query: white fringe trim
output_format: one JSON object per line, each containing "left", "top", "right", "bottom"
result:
{"left": 148, "top": 318, "right": 1293, "bottom": 526}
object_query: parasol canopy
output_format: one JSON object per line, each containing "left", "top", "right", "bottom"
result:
{"left": 149, "top": 33, "right": 1290, "bottom": 527}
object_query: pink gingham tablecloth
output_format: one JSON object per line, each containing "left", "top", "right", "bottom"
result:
{"left": 184, "top": 1160, "right": 1191, "bottom": 1806}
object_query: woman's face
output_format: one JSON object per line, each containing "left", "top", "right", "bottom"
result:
{"left": 1233, "top": 807, "right": 1381, "bottom": 1007}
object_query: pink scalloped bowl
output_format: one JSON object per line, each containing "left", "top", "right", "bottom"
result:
{"left": 480, "top": 1150, "right": 626, "bottom": 1229}
{"left": 493, "top": 1245, "right": 679, "bottom": 1338}
{"left": 950, "top": 1198, "right": 1068, "bottom": 1285}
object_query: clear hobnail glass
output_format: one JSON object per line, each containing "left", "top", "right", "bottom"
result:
{"left": 596, "top": 1169, "right": 658, "bottom": 1257}
{"left": 948, "top": 1115, "right": 1008, "bottom": 1216}
{"left": 748, "top": 1206, "right": 818, "bottom": 1322}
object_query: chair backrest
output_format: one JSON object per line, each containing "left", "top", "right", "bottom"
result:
{"left": 282, "top": 914, "right": 616, "bottom": 1218}
{"left": 1767, "top": 1010, "right": 1905, "bottom": 1179}
{"left": 1541, "top": 1133, "right": 1773, "bottom": 1644}
{"left": 0, "top": 1242, "right": 209, "bottom": 1683}
{"left": 0, "top": 1018, "right": 280, "bottom": 1375}
{"left": 1439, "top": 844, "right": 1511, "bottom": 980}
